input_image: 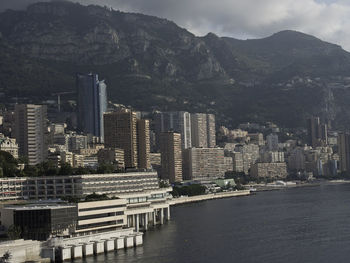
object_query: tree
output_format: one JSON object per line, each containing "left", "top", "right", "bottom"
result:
{"left": 7, "top": 225, "right": 21, "bottom": 240}
{"left": 58, "top": 162, "right": 73, "bottom": 175}
{"left": 38, "top": 161, "right": 59, "bottom": 176}
{"left": 0, "top": 151, "right": 18, "bottom": 177}
{"left": 97, "top": 163, "right": 115, "bottom": 174}
{"left": 22, "top": 165, "right": 39, "bottom": 177}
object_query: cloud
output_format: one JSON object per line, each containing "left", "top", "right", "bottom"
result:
{"left": 2, "top": 0, "right": 350, "bottom": 51}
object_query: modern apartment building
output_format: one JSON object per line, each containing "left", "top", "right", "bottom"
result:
{"left": 250, "top": 162, "right": 288, "bottom": 179}
{"left": 137, "top": 119, "right": 151, "bottom": 169}
{"left": 183, "top": 148, "right": 226, "bottom": 181}
{"left": 104, "top": 111, "right": 138, "bottom": 168}
{"left": 97, "top": 148, "right": 125, "bottom": 170}
{"left": 206, "top": 114, "right": 216, "bottom": 147}
{"left": 160, "top": 132, "right": 182, "bottom": 183}
{"left": 14, "top": 104, "right": 48, "bottom": 165}
{"left": 190, "top": 113, "right": 216, "bottom": 148}
{"left": 155, "top": 111, "right": 192, "bottom": 150}
{"left": 337, "top": 132, "right": 350, "bottom": 172}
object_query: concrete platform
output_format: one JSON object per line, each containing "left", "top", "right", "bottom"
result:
{"left": 124, "top": 235, "right": 134, "bottom": 248}
{"left": 115, "top": 237, "right": 124, "bottom": 250}
{"left": 71, "top": 244, "right": 83, "bottom": 259}
{"left": 60, "top": 246, "right": 72, "bottom": 261}
{"left": 93, "top": 241, "right": 104, "bottom": 254}
{"left": 134, "top": 233, "right": 143, "bottom": 246}
{"left": 104, "top": 239, "right": 115, "bottom": 252}
{"left": 82, "top": 243, "right": 94, "bottom": 257}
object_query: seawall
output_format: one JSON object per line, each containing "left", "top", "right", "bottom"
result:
{"left": 169, "top": 190, "right": 250, "bottom": 206}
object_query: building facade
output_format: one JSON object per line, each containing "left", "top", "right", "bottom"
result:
{"left": 76, "top": 73, "right": 107, "bottom": 142}
{"left": 183, "top": 148, "right": 226, "bottom": 181}
{"left": 307, "top": 117, "right": 327, "bottom": 148}
{"left": 155, "top": 111, "right": 191, "bottom": 150}
{"left": 14, "top": 104, "right": 48, "bottom": 165}
{"left": 250, "top": 163, "right": 288, "bottom": 179}
{"left": 191, "top": 113, "right": 216, "bottom": 148}
{"left": 97, "top": 148, "right": 125, "bottom": 170}
{"left": 137, "top": 119, "right": 151, "bottom": 169}
{"left": 104, "top": 111, "right": 138, "bottom": 168}
{"left": 160, "top": 132, "right": 182, "bottom": 183}
{"left": 0, "top": 172, "right": 161, "bottom": 201}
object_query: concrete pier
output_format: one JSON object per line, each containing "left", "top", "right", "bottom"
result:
{"left": 115, "top": 237, "right": 125, "bottom": 250}
{"left": 71, "top": 244, "right": 83, "bottom": 259}
{"left": 60, "top": 246, "right": 72, "bottom": 261}
{"left": 82, "top": 243, "right": 94, "bottom": 257}
{"left": 124, "top": 235, "right": 134, "bottom": 248}
{"left": 169, "top": 190, "right": 250, "bottom": 206}
{"left": 134, "top": 233, "right": 143, "bottom": 246}
{"left": 104, "top": 239, "right": 115, "bottom": 252}
{"left": 93, "top": 241, "right": 104, "bottom": 254}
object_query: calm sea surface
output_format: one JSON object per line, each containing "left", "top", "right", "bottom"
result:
{"left": 74, "top": 184, "right": 350, "bottom": 263}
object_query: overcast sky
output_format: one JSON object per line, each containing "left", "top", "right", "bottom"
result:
{"left": 2, "top": 0, "right": 350, "bottom": 51}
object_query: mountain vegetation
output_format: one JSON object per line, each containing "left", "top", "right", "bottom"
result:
{"left": 1, "top": 1, "right": 350, "bottom": 127}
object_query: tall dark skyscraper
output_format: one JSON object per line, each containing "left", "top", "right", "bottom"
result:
{"left": 154, "top": 111, "right": 191, "bottom": 150}
{"left": 76, "top": 73, "right": 107, "bottom": 142}
{"left": 307, "top": 117, "right": 327, "bottom": 148}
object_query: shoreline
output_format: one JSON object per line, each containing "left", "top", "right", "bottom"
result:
{"left": 169, "top": 179, "right": 350, "bottom": 206}
{"left": 252, "top": 179, "right": 350, "bottom": 192}
{"left": 169, "top": 190, "right": 251, "bottom": 206}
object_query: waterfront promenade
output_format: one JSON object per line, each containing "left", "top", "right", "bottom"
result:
{"left": 169, "top": 190, "right": 251, "bottom": 206}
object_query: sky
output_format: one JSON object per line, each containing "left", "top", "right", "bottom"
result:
{"left": 2, "top": 0, "right": 350, "bottom": 51}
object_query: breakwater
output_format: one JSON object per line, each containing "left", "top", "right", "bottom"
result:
{"left": 169, "top": 190, "right": 251, "bottom": 206}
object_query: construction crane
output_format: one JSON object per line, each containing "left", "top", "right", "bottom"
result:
{"left": 51, "top": 91, "right": 76, "bottom": 112}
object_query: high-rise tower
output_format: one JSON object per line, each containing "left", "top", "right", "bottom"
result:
{"left": 76, "top": 73, "right": 107, "bottom": 142}
{"left": 15, "top": 104, "right": 48, "bottom": 165}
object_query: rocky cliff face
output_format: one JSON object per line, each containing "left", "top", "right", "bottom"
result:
{"left": 1, "top": 1, "right": 350, "bottom": 128}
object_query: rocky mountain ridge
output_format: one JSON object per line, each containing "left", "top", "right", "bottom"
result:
{"left": 1, "top": 1, "right": 350, "bottom": 128}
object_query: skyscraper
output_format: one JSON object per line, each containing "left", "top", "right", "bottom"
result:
{"left": 155, "top": 111, "right": 191, "bottom": 150}
{"left": 160, "top": 132, "right": 182, "bottom": 183}
{"left": 338, "top": 132, "right": 350, "bottom": 172}
{"left": 76, "top": 73, "right": 107, "bottom": 142}
{"left": 266, "top": 134, "right": 279, "bottom": 151}
{"left": 15, "top": 104, "right": 48, "bottom": 165}
{"left": 137, "top": 119, "right": 151, "bottom": 169}
{"left": 104, "top": 111, "right": 138, "bottom": 168}
{"left": 206, "top": 114, "right": 216, "bottom": 148}
{"left": 191, "top": 113, "right": 216, "bottom": 148}
{"left": 307, "top": 117, "right": 327, "bottom": 148}
{"left": 191, "top": 113, "right": 207, "bottom": 148}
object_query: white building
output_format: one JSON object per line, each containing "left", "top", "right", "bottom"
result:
{"left": 0, "top": 134, "right": 19, "bottom": 159}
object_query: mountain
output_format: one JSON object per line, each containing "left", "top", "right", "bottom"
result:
{"left": 1, "top": 1, "right": 350, "bottom": 128}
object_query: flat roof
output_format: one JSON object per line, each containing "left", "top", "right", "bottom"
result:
{"left": 3, "top": 204, "right": 76, "bottom": 211}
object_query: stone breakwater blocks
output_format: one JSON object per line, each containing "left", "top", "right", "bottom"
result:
{"left": 60, "top": 246, "right": 72, "bottom": 261}
{"left": 115, "top": 237, "right": 124, "bottom": 250}
{"left": 134, "top": 234, "right": 143, "bottom": 246}
{"left": 104, "top": 239, "right": 115, "bottom": 252}
{"left": 93, "top": 241, "right": 105, "bottom": 254}
{"left": 124, "top": 235, "right": 134, "bottom": 248}
{"left": 83, "top": 243, "right": 94, "bottom": 257}
{"left": 71, "top": 245, "right": 83, "bottom": 259}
